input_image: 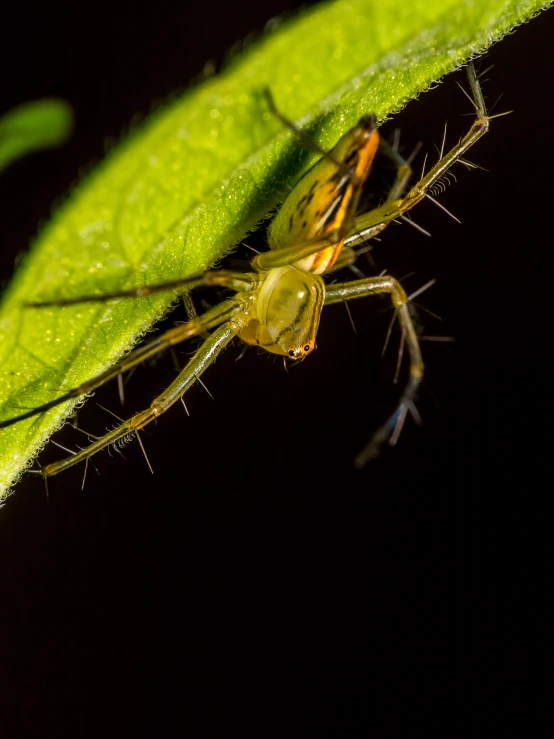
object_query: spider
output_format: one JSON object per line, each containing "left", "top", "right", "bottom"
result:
{"left": 0, "top": 63, "right": 489, "bottom": 478}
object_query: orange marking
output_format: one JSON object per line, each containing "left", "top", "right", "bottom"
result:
{"left": 310, "top": 127, "right": 379, "bottom": 273}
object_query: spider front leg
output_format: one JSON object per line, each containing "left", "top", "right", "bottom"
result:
{"left": 325, "top": 276, "right": 423, "bottom": 466}
{"left": 346, "top": 63, "right": 489, "bottom": 248}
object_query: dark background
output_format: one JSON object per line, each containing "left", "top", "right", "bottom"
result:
{"left": 1, "top": 1, "right": 552, "bottom": 734}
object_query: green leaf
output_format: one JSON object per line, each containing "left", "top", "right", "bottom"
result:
{"left": 0, "top": 99, "right": 73, "bottom": 174}
{"left": 0, "top": 0, "right": 551, "bottom": 497}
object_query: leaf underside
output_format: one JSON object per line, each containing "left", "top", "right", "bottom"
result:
{"left": 0, "top": 0, "right": 551, "bottom": 497}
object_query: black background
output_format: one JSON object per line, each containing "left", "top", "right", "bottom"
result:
{"left": 1, "top": 1, "right": 552, "bottom": 734}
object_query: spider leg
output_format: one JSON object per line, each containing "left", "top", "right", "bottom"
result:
{"left": 253, "top": 229, "right": 345, "bottom": 271}
{"left": 378, "top": 135, "right": 414, "bottom": 203}
{"left": 324, "top": 276, "right": 423, "bottom": 465}
{"left": 39, "top": 317, "right": 248, "bottom": 477}
{"left": 0, "top": 296, "right": 247, "bottom": 428}
{"left": 27, "top": 269, "right": 258, "bottom": 307}
{"left": 345, "top": 63, "right": 489, "bottom": 248}
{"left": 263, "top": 88, "right": 354, "bottom": 180}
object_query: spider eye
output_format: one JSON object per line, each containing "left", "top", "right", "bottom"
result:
{"left": 304, "top": 344, "right": 310, "bottom": 352}
{"left": 288, "top": 350, "right": 295, "bottom": 357}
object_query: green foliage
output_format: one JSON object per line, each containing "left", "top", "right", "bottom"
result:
{"left": 0, "top": 0, "right": 551, "bottom": 496}
{"left": 0, "top": 99, "right": 73, "bottom": 174}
